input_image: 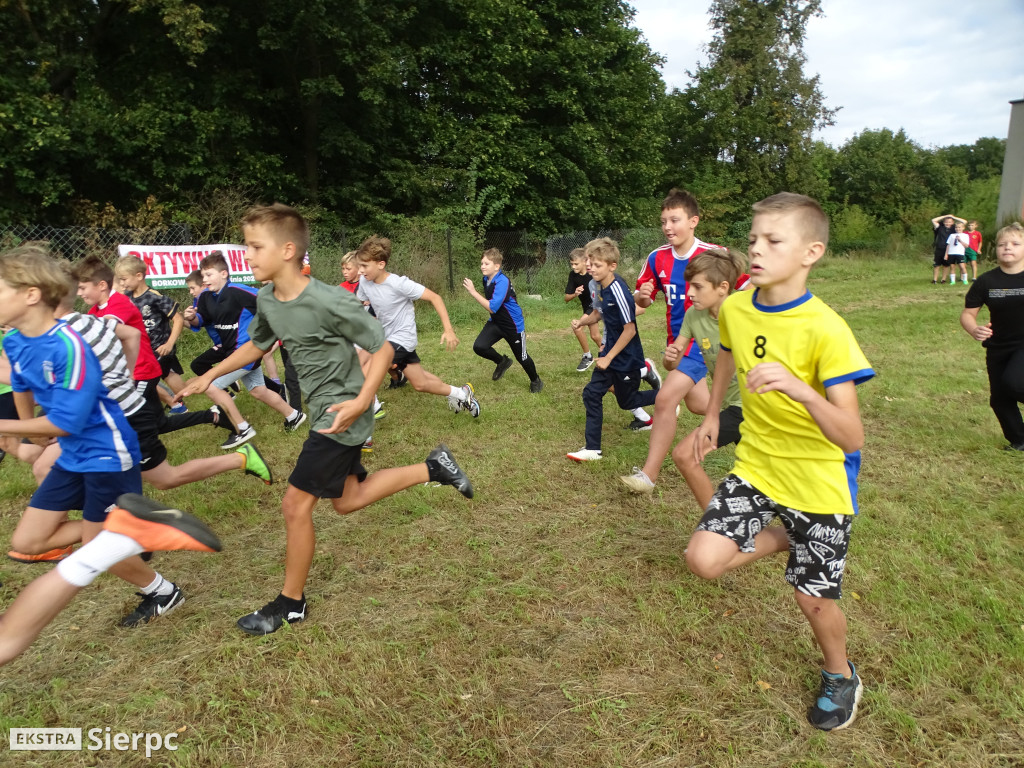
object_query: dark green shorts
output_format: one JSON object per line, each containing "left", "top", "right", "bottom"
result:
{"left": 964, "top": 247, "right": 979, "bottom": 262}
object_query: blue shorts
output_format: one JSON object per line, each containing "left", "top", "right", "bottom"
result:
{"left": 213, "top": 364, "right": 266, "bottom": 392}
{"left": 30, "top": 465, "right": 143, "bottom": 523}
{"left": 676, "top": 353, "right": 708, "bottom": 385}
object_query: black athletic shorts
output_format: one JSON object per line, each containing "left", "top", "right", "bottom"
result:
{"left": 289, "top": 431, "right": 367, "bottom": 498}
{"left": 391, "top": 344, "right": 421, "bottom": 371}
{"left": 717, "top": 405, "right": 744, "bottom": 446}
{"left": 127, "top": 407, "right": 168, "bottom": 470}
{"left": 0, "top": 390, "right": 16, "bottom": 420}
{"left": 159, "top": 352, "right": 184, "bottom": 378}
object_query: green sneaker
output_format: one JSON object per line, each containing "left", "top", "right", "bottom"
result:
{"left": 237, "top": 443, "right": 273, "bottom": 485}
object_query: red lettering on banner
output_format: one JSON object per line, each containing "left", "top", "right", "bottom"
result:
{"left": 135, "top": 250, "right": 156, "bottom": 274}
{"left": 154, "top": 251, "right": 171, "bottom": 275}
{"left": 181, "top": 251, "right": 202, "bottom": 272}
{"left": 227, "top": 249, "right": 249, "bottom": 272}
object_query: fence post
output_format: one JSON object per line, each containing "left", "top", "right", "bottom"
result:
{"left": 447, "top": 228, "right": 454, "bottom": 294}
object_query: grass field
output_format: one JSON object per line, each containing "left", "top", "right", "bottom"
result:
{"left": 1, "top": 253, "right": 1022, "bottom": 767}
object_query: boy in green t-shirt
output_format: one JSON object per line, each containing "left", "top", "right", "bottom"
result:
{"left": 176, "top": 204, "right": 474, "bottom": 635}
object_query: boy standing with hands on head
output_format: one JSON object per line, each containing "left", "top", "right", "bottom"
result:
{"left": 687, "top": 193, "right": 874, "bottom": 731}
{"left": 176, "top": 204, "right": 473, "bottom": 635}
{"left": 566, "top": 238, "right": 658, "bottom": 462}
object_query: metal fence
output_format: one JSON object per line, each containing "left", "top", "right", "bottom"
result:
{"left": 0, "top": 222, "right": 664, "bottom": 294}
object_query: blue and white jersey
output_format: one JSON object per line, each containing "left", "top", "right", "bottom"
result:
{"left": 598, "top": 274, "right": 646, "bottom": 373}
{"left": 4, "top": 322, "right": 140, "bottom": 472}
{"left": 482, "top": 270, "right": 525, "bottom": 334}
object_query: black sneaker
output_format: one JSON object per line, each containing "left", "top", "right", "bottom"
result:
{"left": 1003, "top": 442, "right": 1024, "bottom": 452}
{"left": 807, "top": 662, "right": 863, "bottom": 731}
{"left": 388, "top": 371, "right": 408, "bottom": 389}
{"left": 492, "top": 356, "right": 513, "bottom": 381}
{"left": 120, "top": 584, "right": 184, "bottom": 627}
{"left": 283, "top": 411, "right": 307, "bottom": 432}
{"left": 426, "top": 444, "right": 473, "bottom": 498}
{"left": 530, "top": 378, "right": 544, "bottom": 393}
{"left": 626, "top": 417, "right": 653, "bottom": 431}
{"left": 237, "top": 594, "right": 307, "bottom": 635}
{"left": 220, "top": 425, "right": 256, "bottom": 450}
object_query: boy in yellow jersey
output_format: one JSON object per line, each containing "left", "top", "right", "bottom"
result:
{"left": 688, "top": 193, "right": 874, "bottom": 732}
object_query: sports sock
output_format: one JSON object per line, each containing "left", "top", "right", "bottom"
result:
{"left": 141, "top": 573, "right": 175, "bottom": 597}
{"left": 374, "top": 395, "right": 381, "bottom": 411}
{"left": 278, "top": 593, "right": 305, "bottom": 611}
{"left": 286, "top": 408, "right": 299, "bottom": 421}
{"left": 448, "top": 385, "right": 466, "bottom": 401}
{"left": 55, "top": 532, "right": 144, "bottom": 587}
{"left": 237, "top": 420, "right": 250, "bottom": 432}
{"left": 631, "top": 407, "right": 650, "bottom": 420}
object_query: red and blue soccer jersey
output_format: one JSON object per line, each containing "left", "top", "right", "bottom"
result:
{"left": 4, "top": 322, "right": 140, "bottom": 472}
{"left": 635, "top": 239, "right": 721, "bottom": 346}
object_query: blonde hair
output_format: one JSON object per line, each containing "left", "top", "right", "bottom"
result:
{"left": 0, "top": 243, "right": 73, "bottom": 310}
{"left": 114, "top": 255, "right": 147, "bottom": 277}
{"left": 752, "top": 192, "right": 830, "bottom": 247}
{"left": 684, "top": 247, "right": 745, "bottom": 289}
{"left": 569, "top": 248, "right": 585, "bottom": 263}
{"left": 996, "top": 222, "right": 1024, "bottom": 244}
{"left": 340, "top": 250, "right": 359, "bottom": 266}
{"left": 584, "top": 237, "right": 619, "bottom": 266}
{"left": 240, "top": 203, "right": 310, "bottom": 257}
{"left": 482, "top": 248, "right": 503, "bottom": 266}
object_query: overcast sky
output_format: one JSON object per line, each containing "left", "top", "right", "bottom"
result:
{"left": 628, "top": 0, "right": 1024, "bottom": 149}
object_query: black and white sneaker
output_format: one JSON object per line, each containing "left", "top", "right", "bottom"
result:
{"left": 220, "top": 425, "right": 256, "bottom": 450}
{"left": 284, "top": 411, "right": 307, "bottom": 432}
{"left": 237, "top": 594, "right": 307, "bottom": 635}
{"left": 388, "top": 371, "right": 408, "bottom": 389}
{"left": 120, "top": 584, "right": 184, "bottom": 627}
{"left": 642, "top": 358, "right": 662, "bottom": 390}
{"left": 576, "top": 354, "right": 594, "bottom": 372}
{"left": 426, "top": 444, "right": 473, "bottom": 498}
{"left": 626, "top": 417, "right": 654, "bottom": 431}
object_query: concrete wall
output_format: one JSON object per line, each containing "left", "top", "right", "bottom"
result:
{"left": 997, "top": 98, "right": 1024, "bottom": 224}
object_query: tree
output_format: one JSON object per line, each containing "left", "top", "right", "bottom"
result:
{"left": 665, "top": 0, "right": 836, "bottom": 210}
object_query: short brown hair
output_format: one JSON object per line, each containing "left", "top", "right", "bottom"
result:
{"left": 584, "top": 237, "right": 619, "bottom": 266}
{"left": 661, "top": 188, "right": 699, "bottom": 218}
{"left": 482, "top": 248, "right": 503, "bottom": 266}
{"left": 185, "top": 269, "right": 203, "bottom": 285}
{"left": 71, "top": 255, "right": 114, "bottom": 288}
{"left": 114, "top": 255, "right": 147, "bottom": 277}
{"left": 240, "top": 203, "right": 310, "bottom": 257}
{"left": 199, "top": 250, "right": 229, "bottom": 273}
{"left": 684, "top": 247, "right": 745, "bottom": 288}
{"left": 356, "top": 236, "right": 391, "bottom": 265}
{"left": 569, "top": 248, "right": 585, "bottom": 263}
{"left": 752, "top": 192, "right": 829, "bottom": 247}
{"left": 0, "top": 243, "right": 73, "bottom": 310}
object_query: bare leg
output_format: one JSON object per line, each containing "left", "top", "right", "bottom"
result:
{"left": 403, "top": 363, "right": 457, "bottom": 397}
{"left": 685, "top": 528, "right": 790, "bottom": 580}
{"left": 10, "top": 508, "right": 82, "bottom": 554}
{"left": 671, "top": 429, "right": 716, "bottom": 510}
{"left": 640, "top": 370, "right": 695, "bottom": 483}
{"left": 795, "top": 591, "right": 850, "bottom": 676}
{"left": 142, "top": 454, "right": 244, "bottom": 491}
{"left": 0, "top": 570, "right": 82, "bottom": 665}
{"left": 281, "top": 486, "right": 318, "bottom": 600}
{"left": 207, "top": 385, "right": 247, "bottom": 429}
{"left": 249, "top": 384, "right": 295, "bottom": 417}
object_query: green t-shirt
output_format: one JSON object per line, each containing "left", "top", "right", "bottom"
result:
{"left": 248, "top": 279, "right": 386, "bottom": 446}
{"left": 678, "top": 306, "right": 742, "bottom": 409}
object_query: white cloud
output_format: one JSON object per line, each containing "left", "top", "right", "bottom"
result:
{"left": 628, "top": 0, "right": 1024, "bottom": 147}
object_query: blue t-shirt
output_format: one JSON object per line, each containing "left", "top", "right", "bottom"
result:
{"left": 482, "top": 270, "right": 526, "bottom": 334}
{"left": 4, "top": 322, "right": 140, "bottom": 472}
{"left": 598, "top": 274, "right": 646, "bottom": 373}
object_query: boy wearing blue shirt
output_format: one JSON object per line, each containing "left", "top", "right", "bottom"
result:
{"left": 0, "top": 246, "right": 189, "bottom": 627}
{"left": 462, "top": 248, "right": 543, "bottom": 392}
{"left": 567, "top": 238, "right": 658, "bottom": 461}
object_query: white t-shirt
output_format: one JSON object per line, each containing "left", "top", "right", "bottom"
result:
{"left": 356, "top": 274, "right": 425, "bottom": 351}
{"left": 946, "top": 232, "right": 969, "bottom": 256}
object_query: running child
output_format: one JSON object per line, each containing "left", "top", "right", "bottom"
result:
{"left": 183, "top": 251, "right": 306, "bottom": 448}
{"left": 355, "top": 236, "right": 480, "bottom": 417}
{"left": 0, "top": 247, "right": 192, "bottom": 627}
{"left": 462, "top": 248, "right": 543, "bottom": 392}
{"left": 176, "top": 204, "right": 474, "bottom": 635}
{"left": 621, "top": 248, "right": 746, "bottom": 500}
{"left": 114, "top": 255, "right": 187, "bottom": 411}
{"left": 567, "top": 238, "right": 658, "bottom": 461}
{"left": 566, "top": 248, "right": 602, "bottom": 371}
{"left": 687, "top": 193, "right": 874, "bottom": 731}
{"left": 961, "top": 222, "right": 1024, "bottom": 451}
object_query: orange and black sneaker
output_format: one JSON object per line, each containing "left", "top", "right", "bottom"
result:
{"left": 105, "top": 494, "right": 222, "bottom": 554}
{"left": 7, "top": 545, "right": 74, "bottom": 564}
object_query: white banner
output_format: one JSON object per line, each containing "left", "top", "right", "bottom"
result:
{"left": 117, "top": 243, "right": 255, "bottom": 289}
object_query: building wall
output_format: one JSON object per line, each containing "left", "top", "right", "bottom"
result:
{"left": 997, "top": 98, "right": 1024, "bottom": 224}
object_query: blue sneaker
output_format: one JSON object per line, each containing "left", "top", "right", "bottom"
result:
{"left": 808, "top": 661, "right": 863, "bottom": 731}
{"left": 169, "top": 403, "right": 188, "bottom": 415}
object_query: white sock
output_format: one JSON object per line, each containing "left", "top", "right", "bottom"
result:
{"left": 55, "top": 531, "right": 144, "bottom": 587}
{"left": 374, "top": 395, "right": 381, "bottom": 410}
{"left": 286, "top": 408, "right": 299, "bottom": 420}
{"left": 141, "top": 573, "right": 175, "bottom": 597}
{"left": 448, "top": 385, "right": 465, "bottom": 400}
{"left": 237, "top": 420, "right": 250, "bottom": 432}
{"left": 632, "top": 408, "right": 650, "bottom": 420}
